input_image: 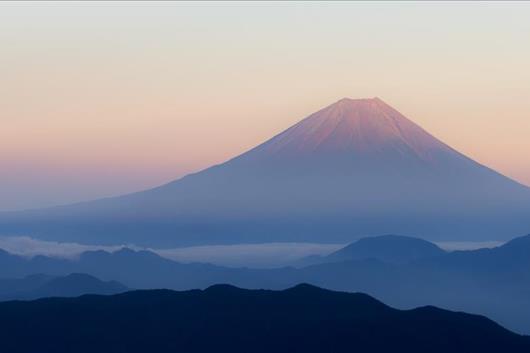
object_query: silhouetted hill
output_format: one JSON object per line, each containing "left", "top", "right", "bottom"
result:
{"left": 0, "top": 273, "right": 128, "bottom": 300}
{"left": 0, "top": 284, "right": 528, "bottom": 353}
{"left": 326, "top": 234, "right": 446, "bottom": 264}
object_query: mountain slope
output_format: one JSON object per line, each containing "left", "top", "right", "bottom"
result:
{"left": 0, "top": 284, "right": 528, "bottom": 353}
{"left": 0, "top": 248, "right": 266, "bottom": 290}
{"left": 0, "top": 273, "right": 128, "bottom": 301}
{"left": 24, "top": 273, "right": 128, "bottom": 299}
{"left": 0, "top": 274, "right": 54, "bottom": 298}
{"left": 1, "top": 98, "right": 529, "bottom": 245}
{"left": 325, "top": 234, "right": 446, "bottom": 264}
{"left": 294, "top": 234, "right": 445, "bottom": 266}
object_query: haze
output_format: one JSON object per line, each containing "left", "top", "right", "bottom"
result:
{"left": 1, "top": 2, "right": 530, "bottom": 210}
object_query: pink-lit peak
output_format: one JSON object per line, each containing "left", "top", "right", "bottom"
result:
{"left": 254, "top": 97, "right": 453, "bottom": 161}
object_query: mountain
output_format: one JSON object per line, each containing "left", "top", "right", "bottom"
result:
{"left": 292, "top": 234, "right": 530, "bottom": 334}
{"left": 418, "top": 234, "right": 530, "bottom": 275}
{"left": 1, "top": 97, "right": 529, "bottom": 246}
{"left": 0, "top": 274, "right": 54, "bottom": 297}
{"left": 0, "top": 273, "right": 128, "bottom": 300}
{"left": 293, "top": 234, "right": 446, "bottom": 266}
{"left": 0, "top": 284, "right": 528, "bottom": 353}
{"left": 22, "top": 273, "right": 128, "bottom": 299}
{"left": 325, "top": 234, "right": 446, "bottom": 264}
{"left": 1, "top": 235, "right": 530, "bottom": 334}
{"left": 0, "top": 247, "right": 269, "bottom": 290}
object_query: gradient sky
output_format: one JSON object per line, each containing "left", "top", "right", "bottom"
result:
{"left": 1, "top": 1, "right": 530, "bottom": 211}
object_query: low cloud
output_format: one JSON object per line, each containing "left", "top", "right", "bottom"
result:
{"left": 0, "top": 236, "right": 504, "bottom": 268}
{"left": 157, "top": 243, "right": 344, "bottom": 268}
{"left": 0, "top": 236, "right": 133, "bottom": 259}
{"left": 0, "top": 236, "right": 343, "bottom": 268}
{"left": 435, "top": 241, "right": 503, "bottom": 251}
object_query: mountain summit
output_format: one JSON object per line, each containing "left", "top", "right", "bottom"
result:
{"left": 226, "top": 97, "right": 489, "bottom": 179}
{"left": 1, "top": 98, "right": 529, "bottom": 246}
{"left": 251, "top": 97, "right": 451, "bottom": 161}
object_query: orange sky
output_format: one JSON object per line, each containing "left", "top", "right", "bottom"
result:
{"left": 1, "top": 2, "right": 529, "bottom": 210}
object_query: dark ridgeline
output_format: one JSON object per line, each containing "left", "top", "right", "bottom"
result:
{"left": 1, "top": 98, "right": 530, "bottom": 246}
{"left": 1, "top": 234, "right": 530, "bottom": 334}
{"left": 0, "top": 284, "right": 529, "bottom": 353}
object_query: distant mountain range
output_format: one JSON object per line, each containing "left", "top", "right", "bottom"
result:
{"left": 1, "top": 233, "right": 529, "bottom": 334}
{"left": 1, "top": 98, "right": 529, "bottom": 246}
{"left": 0, "top": 273, "right": 127, "bottom": 300}
{"left": 0, "top": 284, "right": 528, "bottom": 353}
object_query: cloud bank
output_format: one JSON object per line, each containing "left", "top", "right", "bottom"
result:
{"left": 0, "top": 236, "right": 343, "bottom": 268}
{"left": 0, "top": 236, "right": 505, "bottom": 268}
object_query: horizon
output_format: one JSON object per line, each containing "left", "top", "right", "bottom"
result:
{"left": 2, "top": 2, "right": 530, "bottom": 210}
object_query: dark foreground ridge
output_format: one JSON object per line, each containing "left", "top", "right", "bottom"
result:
{"left": 0, "top": 284, "right": 528, "bottom": 353}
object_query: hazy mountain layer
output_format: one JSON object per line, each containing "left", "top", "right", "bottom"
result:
{"left": 0, "top": 273, "right": 127, "bottom": 301}
{"left": 1, "top": 234, "right": 530, "bottom": 333}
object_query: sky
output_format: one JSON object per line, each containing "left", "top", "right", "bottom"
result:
{"left": 1, "top": 1, "right": 530, "bottom": 211}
